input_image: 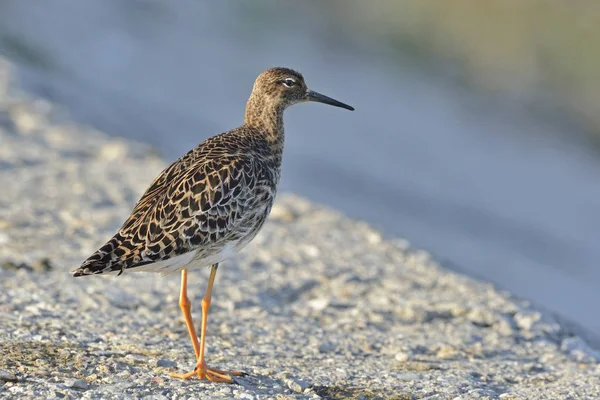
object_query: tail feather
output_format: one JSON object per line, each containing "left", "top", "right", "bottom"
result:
{"left": 72, "top": 233, "right": 131, "bottom": 276}
{"left": 71, "top": 260, "right": 112, "bottom": 277}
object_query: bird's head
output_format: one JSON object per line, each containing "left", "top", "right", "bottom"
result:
{"left": 251, "top": 67, "right": 354, "bottom": 111}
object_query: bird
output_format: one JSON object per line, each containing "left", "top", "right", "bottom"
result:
{"left": 71, "top": 67, "right": 354, "bottom": 383}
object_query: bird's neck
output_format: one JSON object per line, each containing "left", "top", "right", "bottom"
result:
{"left": 244, "top": 94, "right": 285, "bottom": 146}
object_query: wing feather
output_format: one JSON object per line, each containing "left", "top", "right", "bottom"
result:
{"left": 72, "top": 131, "right": 274, "bottom": 276}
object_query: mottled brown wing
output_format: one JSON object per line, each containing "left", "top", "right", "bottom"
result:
{"left": 123, "top": 144, "right": 208, "bottom": 228}
{"left": 73, "top": 151, "right": 262, "bottom": 276}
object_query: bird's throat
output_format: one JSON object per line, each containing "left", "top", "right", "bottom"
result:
{"left": 244, "top": 94, "right": 285, "bottom": 144}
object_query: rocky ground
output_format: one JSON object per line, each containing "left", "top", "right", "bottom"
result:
{"left": 1, "top": 60, "right": 599, "bottom": 399}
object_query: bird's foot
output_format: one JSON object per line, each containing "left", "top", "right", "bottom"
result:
{"left": 169, "top": 361, "right": 244, "bottom": 383}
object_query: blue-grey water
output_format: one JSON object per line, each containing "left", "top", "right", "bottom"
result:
{"left": 1, "top": 1, "right": 599, "bottom": 339}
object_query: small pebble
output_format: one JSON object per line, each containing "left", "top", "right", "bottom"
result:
{"left": 395, "top": 352, "right": 410, "bottom": 362}
{"left": 156, "top": 359, "right": 177, "bottom": 368}
{"left": 513, "top": 311, "right": 540, "bottom": 331}
{"left": 308, "top": 297, "right": 329, "bottom": 312}
{"left": 64, "top": 378, "right": 89, "bottom": 390}
{"left": 396, "top": 373, "right": 420, "bottom": 381}
{"left": 467, "top": 388, "right": 497, "bottom": 398}
{"left": 285, "top": 378, "right": 311, "bottom": 393}
{"left": 125, "top": 353, "right": 147, "bottom": 363}
{"left": 318, "top": 341, "right": 336, "bottom": 354}
{"left": 142, "top": 395, "right": 169, "bottom": 400}
{"left": 99, "top": 141, "right": 128, "bottom": 161}
{"left": 0, "top": 370, "right": 18, "bottom": 382}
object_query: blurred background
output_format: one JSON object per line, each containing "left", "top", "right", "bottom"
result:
{"left": 1, "top": 1, "right": 599, "bottom": 339}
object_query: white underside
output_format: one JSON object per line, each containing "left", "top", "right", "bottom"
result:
{"left": 124, "top": 241, "right": 242, "bottom": 276}
{"left": 111, "top": 203, "right": 270, "bottom": 277}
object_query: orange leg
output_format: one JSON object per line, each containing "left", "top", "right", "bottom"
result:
{"left": 174, "top": 269, "right": 200, "bottom": 358}
{"left": 170, "top": 264, "right": 243, "bottom": 383}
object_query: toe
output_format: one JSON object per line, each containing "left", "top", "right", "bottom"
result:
{"left": 206, "top": 371, "right": 234, "bottom": 383}
{"left": 169, "top": 370, "right": 196, "bottom": 380}
{"left": 208, "top": 367, "right": 244, "bottom": 377}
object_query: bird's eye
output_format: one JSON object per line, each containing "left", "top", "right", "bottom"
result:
{"left": 282, "top": 78, "right": 296, "bottom": 88}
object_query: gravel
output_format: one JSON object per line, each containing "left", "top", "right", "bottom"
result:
{"left": 1, "top": 59, "right": 599, "bottom": 399}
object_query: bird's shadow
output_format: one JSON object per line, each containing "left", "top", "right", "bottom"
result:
{"left": 229, "top": 372, "right": 285, "bottom": 391}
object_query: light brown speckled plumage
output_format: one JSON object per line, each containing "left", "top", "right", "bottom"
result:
{"left": 73, "top": 129, "right": 280, "bottom": 277}
{"left": 72, "top": 67, "right": 353, "bottom": 383}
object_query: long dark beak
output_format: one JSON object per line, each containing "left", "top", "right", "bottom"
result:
{"left": 305, "top": 90, "right": 354, "bottom": 111}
